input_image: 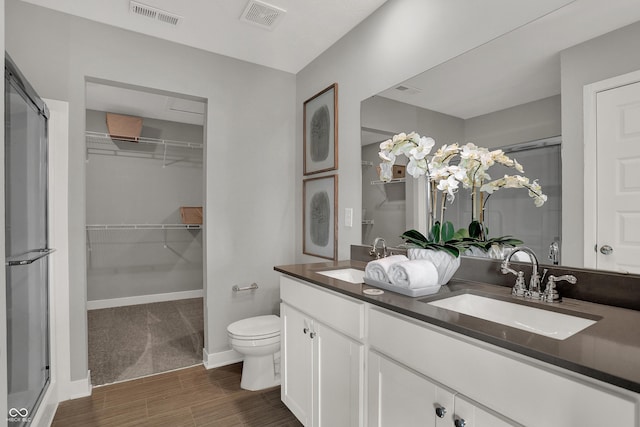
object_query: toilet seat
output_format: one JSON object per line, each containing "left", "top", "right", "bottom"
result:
{"left": 227, "top": 314, "right": 280, "bottom": 340}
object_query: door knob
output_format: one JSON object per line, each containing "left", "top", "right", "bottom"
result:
{"left": 303, "top": 327, "right": 309, "bottom": 334}
{"left": 599, "top": 245, "right": 613, "bottom": 255}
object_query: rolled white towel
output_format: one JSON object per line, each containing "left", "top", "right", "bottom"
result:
{"left": 364, "top": 254, "right": 409, "bottom": 283}
{"left": 388, "top": 260, "right": 439, "bottom": 289}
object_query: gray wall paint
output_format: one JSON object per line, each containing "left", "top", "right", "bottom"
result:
{"left": 295, "top": 0, "right": 574, "bottom": 262}
{"left": 85, "top": 110, "right": 203, "bottom": 301}
{"left": 6, "top": 0, "right": 295, "bottom": 381}
{"left": 464, "top": 95, "right": 561, "bottom": 148}
{"left": 560, "top": 20, "right": 640, "bottom": 267}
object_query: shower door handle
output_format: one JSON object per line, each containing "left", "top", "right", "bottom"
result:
{"left": 6, "top": 248, "right": 56, "bottom": 266}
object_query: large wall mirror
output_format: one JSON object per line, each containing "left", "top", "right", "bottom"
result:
{"left": 361, "top": 4, "right": 640, "bottom": 276}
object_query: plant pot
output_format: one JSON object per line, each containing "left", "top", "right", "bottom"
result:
{"left": 406, "top": 248, "right": 461, "bottom": 285}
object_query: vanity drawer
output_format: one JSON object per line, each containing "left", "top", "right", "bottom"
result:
{"left": 280, "top": 275, "right": 365, "bottom": 340}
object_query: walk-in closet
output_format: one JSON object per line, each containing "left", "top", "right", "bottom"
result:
{"left": 84, "top": 82, "right": 205, "bottom": 385}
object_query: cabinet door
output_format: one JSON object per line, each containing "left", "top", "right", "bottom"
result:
{"left": 281, "top": 303, "right": 313, "bottom": 426}
{"left": 314, "top": 322, "right": 364, "bottom": 427}
{"left": 367, "top": 351, "right": 454, "bottom": 427}
{"left": 453, "top": 395, "right": 520, "bottom": 427}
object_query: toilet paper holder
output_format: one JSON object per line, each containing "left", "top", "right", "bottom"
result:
{"left": 232, "top": 283, "right": 259, "bottom": 292}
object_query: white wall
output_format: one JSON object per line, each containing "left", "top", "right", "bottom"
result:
{"left": 295, "top": 0, "right": 575, "bottom": 262}
{"left": 6, "top": 0, "right": 296, "bottom": 381}
{"left": 560, "top": 20, "right": 640, "bottom": 267}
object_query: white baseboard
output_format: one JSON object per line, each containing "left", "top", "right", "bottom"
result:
{"left": 203, "top": 348, "right": 243, "bottom": 369}
{"left": 69, "top": 372, "right": 92, "bottom": 399}
{"left": 87, "top": 289, "right": 204, "bottom": 310}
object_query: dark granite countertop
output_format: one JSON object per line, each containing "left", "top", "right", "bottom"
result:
{"left": 275, "top": 260, "right": 640, "bottom": 394}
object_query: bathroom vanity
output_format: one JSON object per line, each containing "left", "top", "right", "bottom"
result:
{"left": 275, "top": 260, "right": 640, "bottom": 427}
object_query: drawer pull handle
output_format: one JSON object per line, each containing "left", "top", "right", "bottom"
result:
{"left": 454, "top": 418, "right": 466, "bottom": 427}
{"left": 303, "top": 328, "right": 309, "bottom": 334}
{"left": 435, "top": 406, "right": 446, "bottom": 418}
{"left": 310, "top": 332, "right": 316, "bottom": 339}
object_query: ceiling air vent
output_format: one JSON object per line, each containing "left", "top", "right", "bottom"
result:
{"left": 129, "top": 1, "right": 182, "bottom": 26}
{"left": 240, "top": 0, "right": 286, "bottom": 30}
{"left": 394, "top": 85, "right": 422, "bottom": 95}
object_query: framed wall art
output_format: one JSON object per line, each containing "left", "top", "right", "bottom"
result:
{"left": 303, "top": 83, "right": 338, "bottom": 175}
{"left": 303, "top": 174, "right": 338, "bottom": 260}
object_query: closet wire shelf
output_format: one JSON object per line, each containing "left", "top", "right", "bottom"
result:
{"left": 85, "top": 131, "right": 203, "bottom": 149}
{"left": 85, "top": 131, "right": 203, "bottom": 167}
{"left": 86, "top": 224, "right": 202, "bottom": 231}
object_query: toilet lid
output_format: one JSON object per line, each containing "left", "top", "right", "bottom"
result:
{"left": 228, "top": 314, "right": 280, "bottom": 338}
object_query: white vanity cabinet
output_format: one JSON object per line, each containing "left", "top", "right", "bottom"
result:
{"left": 280, "top": 276, "right": 365, "bottom": 427}
{"left": 369, "top": 307, "right": 638, "bottom": 427}
{"left": 279, "top": 273, "right": 639, "bottom": 427}
{"left": 368, "top": 351, "right": 517, "bottom": 427}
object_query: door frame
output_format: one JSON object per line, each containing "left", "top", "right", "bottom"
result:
{"left": 583, "top": 69, "right": 640, "bottom": 268}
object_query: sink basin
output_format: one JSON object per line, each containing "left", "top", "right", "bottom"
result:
{"left": 317, "top": 268, "right": 365, "bottom": 284}
{"left": 427, "top": 293, "right": 597, "bottom": 340}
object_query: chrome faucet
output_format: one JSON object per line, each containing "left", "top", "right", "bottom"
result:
{"left": 542, "top": 274, "right": 577, "bottom": 303}
{"left": 501, "top": 247, "right": 546, "bottom": 299}
{"left": 369, "top": 237, "right": 387, "bottom": 259}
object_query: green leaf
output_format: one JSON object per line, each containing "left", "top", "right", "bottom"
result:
{"left": 400, "top": 229, "right": 429, "bottom": 248}
{"left": 452, "top": 228, "right": 469, "bottom": 240}
{"left": 468, "top": 221, "right": 483, "bottom": 239}
{"left": 441, "top": 244, "right": 460, "bottom": 258}
{"left": 431, "top": 222, "right": 441, "bottom": 244}
{"left": 441, "top": 221, "right": 455, "bottom": 242}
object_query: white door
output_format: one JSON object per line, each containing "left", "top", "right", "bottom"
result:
{"left": 595, "top": 80, "right": 640, "bottom": 273}
{"left": 281, "top": 303, "right": 313, "bottom": 426}
{"left": 367, "top": 351, "right": 455, "bottom": 427}
{"left": 314, "top": 323, "right": 363, "bottom": 427}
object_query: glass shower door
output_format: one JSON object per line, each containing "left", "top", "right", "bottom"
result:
{"left": 5, "top": 55, "right": 51, "bottom": 425}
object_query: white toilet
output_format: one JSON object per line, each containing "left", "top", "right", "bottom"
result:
{"left": 227, "top": 314, "right": 281, "bottom": 391}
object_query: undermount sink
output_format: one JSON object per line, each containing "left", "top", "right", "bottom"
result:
{"left": 317, "top": 268, "right": 365, "bottom": 284}
{"left": 427, "top": 293, "right": 597, "bottom": 340}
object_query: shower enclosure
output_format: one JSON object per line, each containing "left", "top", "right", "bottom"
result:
{"left": 5, "top": 54, "right": 52, "bottom": 424}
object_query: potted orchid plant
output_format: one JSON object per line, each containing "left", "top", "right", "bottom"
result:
{"left": 378, "top": 132, "right": 547, "bottom": 258}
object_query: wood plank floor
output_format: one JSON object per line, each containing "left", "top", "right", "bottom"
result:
{"left": 52, "top": 363, "right": 303, "bottom": 427}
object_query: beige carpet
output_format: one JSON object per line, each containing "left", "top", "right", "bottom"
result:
{"left": 88, "top": 298, "right": 204, "bottom": 386}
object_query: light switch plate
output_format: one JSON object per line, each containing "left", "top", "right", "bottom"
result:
{"left": 345, "top": 208, "right": 353, "bottom": 227}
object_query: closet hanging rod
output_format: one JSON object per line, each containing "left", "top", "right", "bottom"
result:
{"left": 86, "top": 224, "right": 202, "bottom": 231}
{"left": 85, "top": 131, "right": 204, "bottom": 150}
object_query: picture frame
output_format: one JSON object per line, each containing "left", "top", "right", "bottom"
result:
{"left": 303, "top": 174, "right": 338, "bottom": 260}
{"left": 303, "top": 83, "right": 338, "bottom": 175}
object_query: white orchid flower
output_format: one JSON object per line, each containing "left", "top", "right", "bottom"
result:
{"left": 409, "top": 136, "right": 435, "bottom": 160}
{"left": 407, "top": 157, "right": 427, "bottom": 178}
{"left": 379, "top": 149, "right": 396, "bottom": 163}
{"left": 379, "top": 138, "right": 394, "bottom": 151}
{"left": 437, "top": 175, "right": 459, "bottom": 202}
{"left": 379, "top": 162, "right": 393, "bottom": 182}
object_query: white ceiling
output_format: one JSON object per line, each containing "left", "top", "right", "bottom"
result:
{"left": 377, "top": 0, "right": 640, "bottom": 119}
{"left": 20, "top": 0, "right": 388, "bottom": 74}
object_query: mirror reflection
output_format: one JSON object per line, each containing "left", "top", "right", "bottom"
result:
{"left": 361, "top": 9, "right": 640, "bottom": 275}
